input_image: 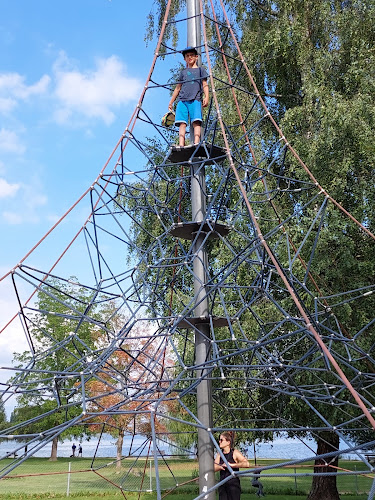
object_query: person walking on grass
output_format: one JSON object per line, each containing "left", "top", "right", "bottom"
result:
{"left": 168, "top": 46, "right": 209, "bottom": 147}
{"left": 252, "top": 469, "right": 265, "bottom": 497}
{"left": 214, "top": 431, "right": 250, "bottom": 500}
{"left": 70, "top": 443, "right": 76, "bottom": 457}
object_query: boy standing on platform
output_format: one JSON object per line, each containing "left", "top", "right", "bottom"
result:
{"left": 168, "top": 47, "right": 209, "bottom": 147}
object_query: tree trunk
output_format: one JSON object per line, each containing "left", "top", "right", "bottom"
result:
{"left": 307, "top": 432, "right": 340, "bottom": 500}
{"left": 49, "top": 436, "right": 58, "bottom": 461}
{"left": 116, "top": 429, "right": 124, "bottom": 470}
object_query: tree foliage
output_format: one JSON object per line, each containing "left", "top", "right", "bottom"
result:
{"left": 85, "top": 300, "right": 173, "bottom": 468}
{"left": 140, "top": 1, "right": 375, "bottom": 497}
{"left": 10, "top": 277, "right": 101, "bottom": 459}
{"left": 0, "top": 394, "right": 7, "bottom": 431}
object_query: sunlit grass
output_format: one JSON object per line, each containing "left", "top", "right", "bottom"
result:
{"left": 0, "top": 457, "right": 372, "bottom": 499}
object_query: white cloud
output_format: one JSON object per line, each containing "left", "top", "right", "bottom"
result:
{"left": 46, "top": 214, "right": 60, "bottom": 224}
{"left": 0, "top": 72, "right": 50, "bottom": 113}
{"left": 0, "top": 275, "right": 29, "bottom": 364}
{"left": 0, "top": 128, "right": 25, "bottom": 154}
{"left": 0, "top": 275, "right": 30, "bottom": 417}
{"left": 1, "top": 175, "right": 48, "bottom": 225}
{"left": 2, "top": 211, "right": 23, "bottom": 225}
{"left": 0, "top": 54, "right": 141, "bottom": 128}
{"left": 0, "top": 178, "right": 20, "bottom": 198}
{"left": 53, "top": 54, "right": 142, "bottom": 125}
{"left": 0, "top": 96, "right": 17, "bottom": 113}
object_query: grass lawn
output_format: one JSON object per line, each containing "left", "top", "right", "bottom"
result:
{"left": 0, "top": 494, "right": 370, "bottom": 500}
{"left": 0, "top": 457, "right": 372, "bottom": 499}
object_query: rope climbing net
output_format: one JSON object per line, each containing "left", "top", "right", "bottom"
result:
{"left": 1, "top": 0, "right": 374, "bottom": 498}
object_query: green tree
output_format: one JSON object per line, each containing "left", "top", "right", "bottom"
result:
{"left": 0, "top": 394, "right": 7, "bottom": 431}
{"left": 142, "top": 2, "right": 375, "bottom": 499}
{"left": 228, "top": 2, "right": 375, "bottom": 498}
{"left": 85, "top": 300, "right": 172, "bottom": 469}
{"left": 10, "top": 277, "right": 101, "bottom": 460}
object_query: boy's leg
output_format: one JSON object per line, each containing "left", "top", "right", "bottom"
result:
{"left": 179, "top": 123, "right": 186, "bottom": 146}
{"left": 192, "top": 121, "right": 201, "bottom": 145}
{"left": 175, "top": 101, "right": 188, "bottom": 146}
{"left": 189, "top": 101, "right": 203, "bottom": 145}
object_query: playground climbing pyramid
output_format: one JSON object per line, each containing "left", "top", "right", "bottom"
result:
{"left": 1, "top": 0, "right": 375, "bottom": 499}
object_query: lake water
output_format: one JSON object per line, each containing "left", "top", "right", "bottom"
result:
{"left": 0, "top": 434, "right": 359, "bottom": 461}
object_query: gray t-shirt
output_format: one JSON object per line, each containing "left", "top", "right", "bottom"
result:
{"left": 177, "top": 67, "right": 208, "bottom": 102}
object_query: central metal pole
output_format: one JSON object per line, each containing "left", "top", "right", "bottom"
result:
{"left": 187, "top": 1, "right": 215, "bottom": 499}
{"left": 187, "top": 0, "right": 202, "bottom": 142}
{"left": 187, "top": 0, "right": 201, "bottom": 57}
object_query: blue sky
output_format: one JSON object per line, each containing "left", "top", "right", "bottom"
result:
{"left": 0, "top": 0, "right": 178, "bottom": 409}
{"left": 0, "top": 0, "right": 159, "bottom": 273}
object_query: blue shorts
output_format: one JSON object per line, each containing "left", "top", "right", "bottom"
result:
{"left": 175, "top": 100, "right": 202, "bottom": 126}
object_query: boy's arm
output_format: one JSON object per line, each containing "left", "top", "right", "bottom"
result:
{"left": 169, "top": 83, "right": 182, "bottom": 111}
{"left": 202, "top": 79, "right": 209, "bottom": 107}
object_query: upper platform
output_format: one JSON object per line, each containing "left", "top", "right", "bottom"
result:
{"left": 167, "top": 143, "right": 227, "bottom": 165}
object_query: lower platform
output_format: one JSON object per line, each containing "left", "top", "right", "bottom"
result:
{"left": 170, "top": 220, "right": 230, "bottom": 240}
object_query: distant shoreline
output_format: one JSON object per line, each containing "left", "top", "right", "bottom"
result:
{"left": 1, "top": 435, "right": 359, "bottom": 461}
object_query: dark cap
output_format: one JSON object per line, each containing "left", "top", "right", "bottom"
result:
{"left": 181, "top": 46, "right": 198, "bottom": 56}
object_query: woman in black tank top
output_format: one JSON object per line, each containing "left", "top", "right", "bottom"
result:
{"left": 214, "top": 432, "right": 249, "bottom": 500}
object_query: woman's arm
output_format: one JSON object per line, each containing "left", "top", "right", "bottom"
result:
{"left": 232, "top": 449, "right": 250, "bottom": 468}
{"left": 214, "top": 453, "right": 225, "bottom": 472}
